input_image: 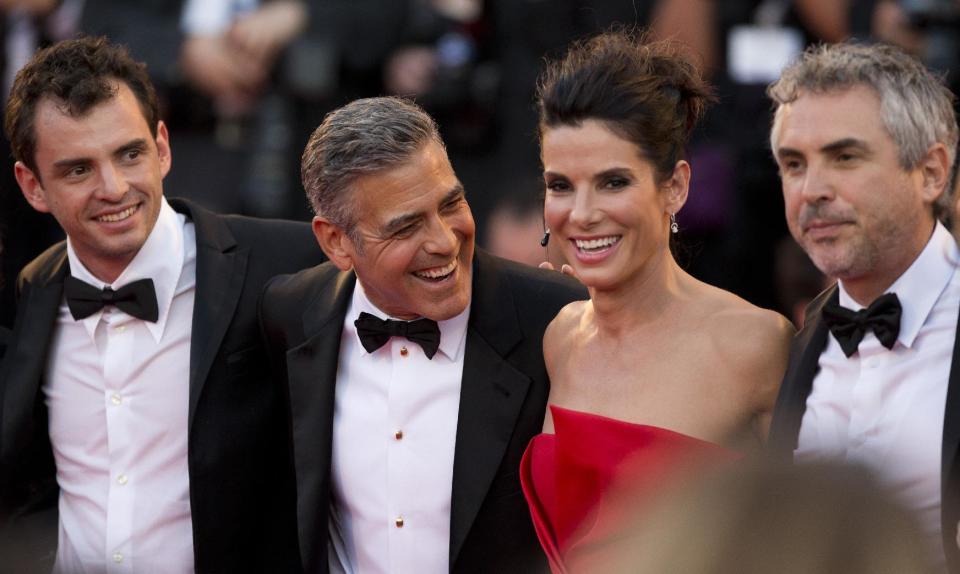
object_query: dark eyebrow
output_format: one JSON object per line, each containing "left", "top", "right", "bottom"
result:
{"left": 773, "top": 146, "right": 802, "bottom": 162}
{"left": 52, "top": 157, "right": 91, "bottom": 172}
{"left": 439, "top": 182, "right": 466, "bottom": 205}
{"left": 592, "top": 167, "right": 631, "bottom": 183}
{"left": 543, "top": 167, "right": 633, "bottom": 181}
{"left": 821, "top": 138, "right": 870, "bottom": 155}
{"left": 382, "top": 182, "right": 465, "bottom": 235}
{"left": 775, "top": 138, "right": 871, "bottom": 162}
{"left": 51, "top": 138, "right": 149, "bottom": 172}
{"left": 115, "top": 138, "right": 148, "bottom": 158}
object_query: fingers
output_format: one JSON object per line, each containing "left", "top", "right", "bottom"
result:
{"left": 538, "top": 261, "right": 578, "bottom": 280}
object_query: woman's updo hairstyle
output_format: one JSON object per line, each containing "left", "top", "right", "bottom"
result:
{"left": 537, "top": 29, "right": 714, "bottom": 183}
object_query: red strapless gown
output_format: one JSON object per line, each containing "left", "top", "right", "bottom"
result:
{"left": 520, "top": 406, "right": 741, "bottom": 573}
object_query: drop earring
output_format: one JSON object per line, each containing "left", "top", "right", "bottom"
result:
{"left": 670, "top": 213, "right": 679, "bottom": 234}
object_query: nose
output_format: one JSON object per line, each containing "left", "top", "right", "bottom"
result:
{"left": 95, "top": 162, "right": 130, "bottom": 201}
{"left": 797, "top": 162, "right": 835, "bottom": 204}
{"left": 423, "top": 215, "right": 458, "bottom": 255}
{"left": 568, "top": 187, "right": 600, "bottom": 228}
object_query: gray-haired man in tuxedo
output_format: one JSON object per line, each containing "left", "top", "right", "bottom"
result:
{"left": 767, "top": 42, "right": 960, "bottom": 571}
{"left": 260, "top": 96, "right": 586, "bottom": 573}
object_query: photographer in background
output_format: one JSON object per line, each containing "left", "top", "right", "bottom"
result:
{"left": 850, "top": 0, "right": 960, "bottom": 92}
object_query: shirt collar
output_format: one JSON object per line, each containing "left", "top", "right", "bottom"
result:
{"left": 838, "top": 221, "right": 958, "bottom": 349}
{"left": 66, "top": 197, "right": 186, "bottom": 342}
{"left": 349, "top": 279, "right": 471, "bottom": 361}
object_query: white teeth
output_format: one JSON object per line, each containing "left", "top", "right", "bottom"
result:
{"left": 97, "top": 205, "right": 137, "bottom": 223}
{"left": 415, "top": 259, "right": 457, "bottom": 279}
{"left": 575, "top": 236, "right": 620, "bottom": 251}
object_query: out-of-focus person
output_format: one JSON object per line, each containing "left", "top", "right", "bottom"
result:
{"left": 179, "top": 0, "right": 307, "bottom": 116}
{"left": 610, "top": 461, "right": 937, "bottom": 574}
{"left": 484, "top": 175, "right": 566, "bottom": 269}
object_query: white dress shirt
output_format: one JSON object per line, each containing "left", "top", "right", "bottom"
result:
{"left": 328, "top": 281, "right": 470, "bottom": 574}
{"left": 796, "top": 222, "right": 960, "bottom": 569}
{"left": 46, "top": 198, "right": 197, "bottom": 574}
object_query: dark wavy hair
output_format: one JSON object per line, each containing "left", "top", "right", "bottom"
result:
{"left": 4, "top": 36, "right": 159, "bottom": 178}
{"left": 537, "top": 29, "right": 714, "bottom": 183}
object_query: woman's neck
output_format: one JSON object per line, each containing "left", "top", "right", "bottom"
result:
{"left": 588, "top": 250, "right": 688, "bottom": 337}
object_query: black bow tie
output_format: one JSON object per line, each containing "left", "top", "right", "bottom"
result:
{"left": 822, "top": 292, "right": 902, "bottom": 358}
{"left": 354, "top": 311, "right": 441, "bottom": 359}
{"left": 64, "top": 275, "right": 159, "bottom": 322}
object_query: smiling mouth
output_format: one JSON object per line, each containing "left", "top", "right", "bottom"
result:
{"left": 573, "top": 235, "right": 621, "bottom": 253}
{"left": 95, "top": 204, "right": 139, "bottom": 223}
{"left": 413, "top": 259, "right": 458, "bottom": 282}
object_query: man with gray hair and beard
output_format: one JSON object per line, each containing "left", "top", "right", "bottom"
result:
{"left": 767, "top": 42, "right": 960, "bottom": 571}
{"left": 259, "top": 96, "right": 585, "bottom": 573}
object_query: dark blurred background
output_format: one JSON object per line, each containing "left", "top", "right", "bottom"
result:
{"left": 3, "top": 0, "right": 954, "bottom": 329}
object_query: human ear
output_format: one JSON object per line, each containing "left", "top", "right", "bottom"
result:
{"left": 155, "top": 120, "right": 172, "bottom": 179}
{"left": 918, "top": 143, "right": 950, "bottom": 205}
{"left": 662, "top": 160, "right": 691, "bottom": 215}
{"left": 14, "top": 161, "right": 50, "bottom": 213}
{"left": 312, "top": 216, "right": 355, "bottom": 271}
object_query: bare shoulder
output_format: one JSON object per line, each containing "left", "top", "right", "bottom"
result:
{"left": 698, "top": 286, "right": 794, "bottom": 379}
{"left": 544, "top": 300, "right": 587, "bottom": 350}
{"left": 543, "top": 300, "right": 589, "bottom": 367}
{"left": 694, "top": 286, "right": 794, "bottom": 438}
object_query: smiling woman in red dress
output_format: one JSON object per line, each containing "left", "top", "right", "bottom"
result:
{"left": 520, "top": 31, "right": 795, "bottom": 573}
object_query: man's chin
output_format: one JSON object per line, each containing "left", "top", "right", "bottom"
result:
{"left": 420, "top": 292, "right": 471, "bottom": 322}
{"left": 809, "top": 255, "right": 853, "bottom": 281}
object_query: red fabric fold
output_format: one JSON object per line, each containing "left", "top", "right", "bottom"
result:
{"left": 520, "top": 405, "right": 741, "bottom": 573}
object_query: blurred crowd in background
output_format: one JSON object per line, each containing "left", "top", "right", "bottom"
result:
{"left": 2, "top": 0, "right": 959, "bottom": 330}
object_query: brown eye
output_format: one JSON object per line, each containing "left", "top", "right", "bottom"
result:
{"left": 605, "top": 177, "right": 629, "bottom": 189}
{"left": 67, "top": 165, "right": 89, "bottom": 178}
{"left": 393, "top": 224, "right": 417, "bottom": 238}
{"left": 441, "top": 198, "right": 461, "bottom": 213}
{"left": 546, "top": 179, "right": 571, "bottom": 192}
{"left": 781, "top": 159, "right": 804, "bottom": 175}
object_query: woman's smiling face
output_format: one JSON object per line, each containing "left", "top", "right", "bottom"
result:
{"left": 542, "top": 119, "right": 686, "bottom": 291}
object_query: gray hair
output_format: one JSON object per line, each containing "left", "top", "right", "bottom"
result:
{"left": 301, "top": 96, "right": 443, "bottom": 241}
{"left": 768, "top": 42, "right": 959, "bottom": 221}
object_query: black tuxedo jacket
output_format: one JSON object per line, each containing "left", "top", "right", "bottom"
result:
{"left": 0, "top": 327, "right": 8, "bottom": 362}
{"left": 769, "top": 285, "right": 960, "bottom": 572}
{"left": 0, "top": 198, "right": 325, "bottom": 574}
{"left": 260, "top": 249, "right": 586, "bottom": 573}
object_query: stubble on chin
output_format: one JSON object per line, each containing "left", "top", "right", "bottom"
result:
{"left": 805, "top": 234, "right": 877, "bottom": 282}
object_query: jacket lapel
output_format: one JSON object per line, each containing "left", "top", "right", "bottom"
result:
{"left": 168, "top": 200, "right": 249, "bottom": 426}
{"left": 940, "top": 289, "right": 960, "bottom": 568}
{"left": 769, "top": 286, "right": 835, "bottom": 459}
{"left": 287, "top": 270, "right": 354, "bottom": 571}
{"left": 0, "top": 250, "right": 68, "bottom": 461}
{"left": 449, "top": 252, "right": 530, "bottom": 564}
